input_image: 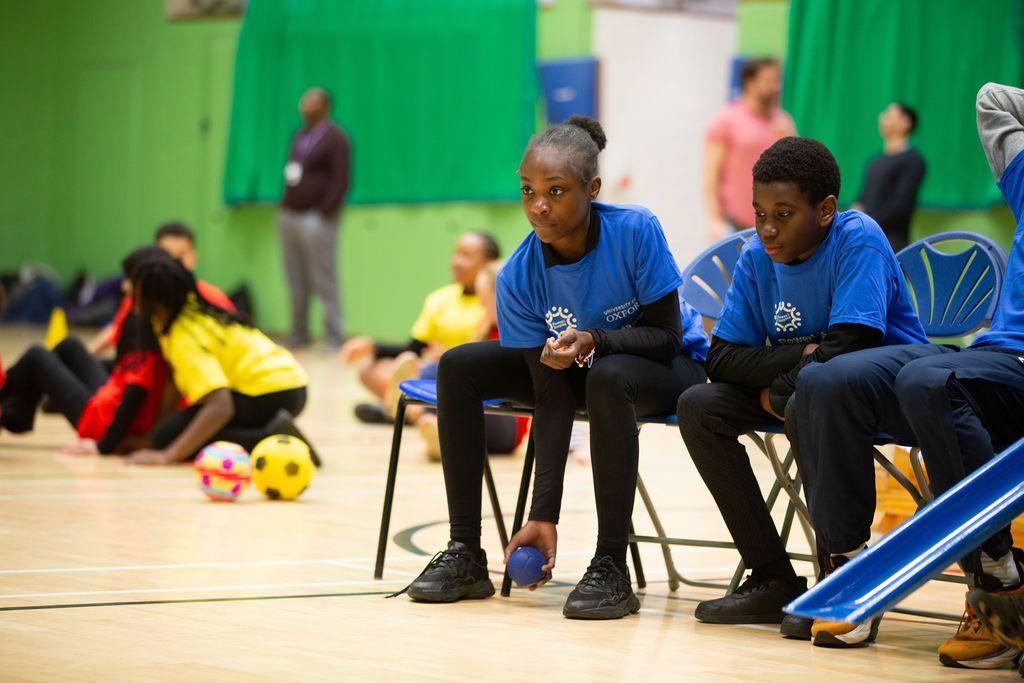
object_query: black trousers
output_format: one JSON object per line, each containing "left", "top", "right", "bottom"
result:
{"left": 0, "top": 338, "right": 108, "bottom": 432}
{"left": 791, "top": 343, "right": 1024, "bottom": 574}
{"left": 438, "top": 340, "right": 707, "bottom": 553}
{"left": 676, "top": 383, "right": 789, "bottom": 571}
{"left": 151, "top": 387, "right": 307, "bottom": 459}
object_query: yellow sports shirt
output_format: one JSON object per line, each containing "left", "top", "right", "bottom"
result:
{"left": 410, "top": 284, "right": 485, "bottom": 351}
{"left": 159, "top": 296, "right": 308, "bottom": 403}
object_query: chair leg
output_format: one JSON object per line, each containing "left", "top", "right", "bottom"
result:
{"left": 635, "top": 474, "right": 682, "bottom": 591}
{"left": 502, "top": 431, "right": 535, "bottom": 597}
{"left": 874, "top": 445, "right": 925, "bottom": 506}
{"left": 909, "top": 447, "right": 933, "bottom": 503}
{"left": 374, "top": 396, "right": 408, "bottom": 580}
{"left": 728, "top": 560, "right": 746, "bottom": 592}
{"left": 762, "top": 436, "right": 817, "bottom": 558}
{"left": 483, "top": 457, "right": 508, "bottom": 550}
{"left": 629, "top": 521, "right": 646, "bottom": 589}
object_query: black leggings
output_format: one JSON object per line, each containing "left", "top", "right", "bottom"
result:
{"left": 439, "top": 340, "right": 706, "bottom": 557}
{"left": 151, "top": 387, "right": 307, "bottom": 459}
{"left": 676, "top": 383, "right": 792, "bottom": 577}
{"left": 0, "top": 338, "right": 108, "bottom": 432}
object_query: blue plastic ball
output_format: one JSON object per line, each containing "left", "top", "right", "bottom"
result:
{"left": 508, "top": 546, "right": 547, "bottom": 587}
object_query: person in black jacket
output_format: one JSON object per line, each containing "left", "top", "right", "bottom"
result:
{"left": 853, "top": 103, "right": 926, "bottom": 252}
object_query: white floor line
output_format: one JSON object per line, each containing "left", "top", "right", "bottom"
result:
{"left": 0, "top": 551, "right": 598, "bottom": 575}
{"left": 0, "top": 472, "right": 459, "bottom": 489}
{"left": 0, "top": 486, "right": 456, "bottom": 501}
{"left": 0, "top": 578, "right": 410, "bottom": 600}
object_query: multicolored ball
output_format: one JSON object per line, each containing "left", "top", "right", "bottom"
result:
{"left": 193, "top": 441, "right": 252, "bottom": 502}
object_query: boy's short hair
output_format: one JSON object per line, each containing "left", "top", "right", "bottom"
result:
{"left": 894, "top": 102, "right": 919, "bottom": 133}
{"left": 752, "top": 136, "right": 841, "bottom": 205}
{"left": 154, "top": 221, "right": 195, "bottom": 245}
{"left": 740, "top": 57, "right": 779, "bottom": 88}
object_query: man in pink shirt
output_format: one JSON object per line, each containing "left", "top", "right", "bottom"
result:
{"left": 704, "top": 58, "right": 796, "bottom": 242}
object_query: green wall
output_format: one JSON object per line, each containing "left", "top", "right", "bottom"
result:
{"left": 736, "top": 0, "right": 1016, "bottom": 249}
{"left": 0, "top": 0, "right": 592, "bottom": 340}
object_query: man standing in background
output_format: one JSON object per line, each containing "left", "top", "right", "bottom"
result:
{"left": 279, "top": 87, "right": 351, "bottom": 351}
{"left": 853, "top": 103, "right": 926, "bottom": 252}
{"left": 704, "top": 58, "right": 796, "bottom": 242}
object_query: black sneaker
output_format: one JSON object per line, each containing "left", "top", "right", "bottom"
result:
{"left": 780, "top": 613, "right": 813, "bottom": 640}
{"left": 264, "top": 409, "right": 322, "bottom": 468}
{"left": 695, "top": 575, "right": 807, "bottom": 624}
{"left": 398, "top": 541, "right": 495, "bottom": 603}
{"left": 562, "top": 556, "right": 641, "bottom": 620}
{"left": 354, "top": 403, "right": 392, "bottom": 425}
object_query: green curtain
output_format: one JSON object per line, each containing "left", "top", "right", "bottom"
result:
{"left": 223, "top": 0, "right": 537, "bottom": 206}
{"left": 784, "top": 0, "right": 1023, "bottom": 209}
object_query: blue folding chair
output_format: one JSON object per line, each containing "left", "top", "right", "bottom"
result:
{"left": 898, "top": 231, "right": 1007, "bottom": 337}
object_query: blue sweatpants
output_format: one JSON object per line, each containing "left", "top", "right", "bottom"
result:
{"left": 789, "top": 343, "right": 1024, "bottom": 574}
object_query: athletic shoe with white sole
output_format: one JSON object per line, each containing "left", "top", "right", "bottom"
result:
{"left": 811, "top": 553, "right": 883, "bottom": 648}
{"left": 812, "top": 616, "right": 882, "bottom": 648}
{"left": 940, "top": 580, "right": 1024, "bottom": 669}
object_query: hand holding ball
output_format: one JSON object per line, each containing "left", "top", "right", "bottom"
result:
{"left": 507, "top": 546, "right": 547, "bottom": 587}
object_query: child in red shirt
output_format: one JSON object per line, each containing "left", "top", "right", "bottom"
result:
{"left": 0, "top": 247, "right": 170, "bottom": 454}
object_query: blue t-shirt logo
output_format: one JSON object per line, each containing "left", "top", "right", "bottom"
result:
{"left": 774, "top": 301, "right": 803, "bottom": 334}
{"left": 604, "top": 298, "right": 641, "bottom": 324}
{"left": 545, "top": 306, "right": 578, "bottom": 336}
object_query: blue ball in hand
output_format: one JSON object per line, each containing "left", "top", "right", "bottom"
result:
{"left": 508, "top": 546, "right": 547, "bottom": 587}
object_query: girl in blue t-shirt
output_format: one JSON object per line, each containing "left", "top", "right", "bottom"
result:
{"left": 400, "top": 116, "right": 709, "bottom": 619}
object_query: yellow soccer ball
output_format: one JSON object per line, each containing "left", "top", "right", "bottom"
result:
{"left": 250, "top": 434, "right": 314, "bottom": 501}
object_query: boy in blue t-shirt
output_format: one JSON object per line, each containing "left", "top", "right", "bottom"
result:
{"left": 676, "top": 136, "right": 927, "bottom": 638}
{"left": 787, "top": 83, "right": 1024, "bottom": 665}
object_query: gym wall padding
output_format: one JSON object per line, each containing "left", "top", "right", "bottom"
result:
{"left": 784, "top": 0, "right": 1024, "bottom": 210}
{"left": 223, "top": 0, "right": 537, "bottom": 206}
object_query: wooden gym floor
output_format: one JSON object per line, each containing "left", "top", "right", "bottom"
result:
{"left": 0, "top": 327, "right": 1006, "bottom": 681}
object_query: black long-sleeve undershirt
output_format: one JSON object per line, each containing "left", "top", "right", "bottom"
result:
{"left": 767, "top": 323, "right": 883, "bottom": 414}
{"left": 586, "top": 291, "right": 683, "bottom": 362}
{"left": 706, "top": 337, "right": 807, "bottom": 386}
{"left": 707, "top": 323, "right": 884, "bottom": 414}
{"left": 96, "top": 385, "right": 146, "bottom": 454}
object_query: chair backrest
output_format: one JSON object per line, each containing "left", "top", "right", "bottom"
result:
{"left": 896, "top": 231, "right": 1009, "bottom": 338}
{"left": 680, "top": 228, "right": 755, "bottom": 320}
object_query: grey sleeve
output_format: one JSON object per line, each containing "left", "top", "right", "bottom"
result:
{"left": 977, "top": 82, "right": 1024, "bottom": 181}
